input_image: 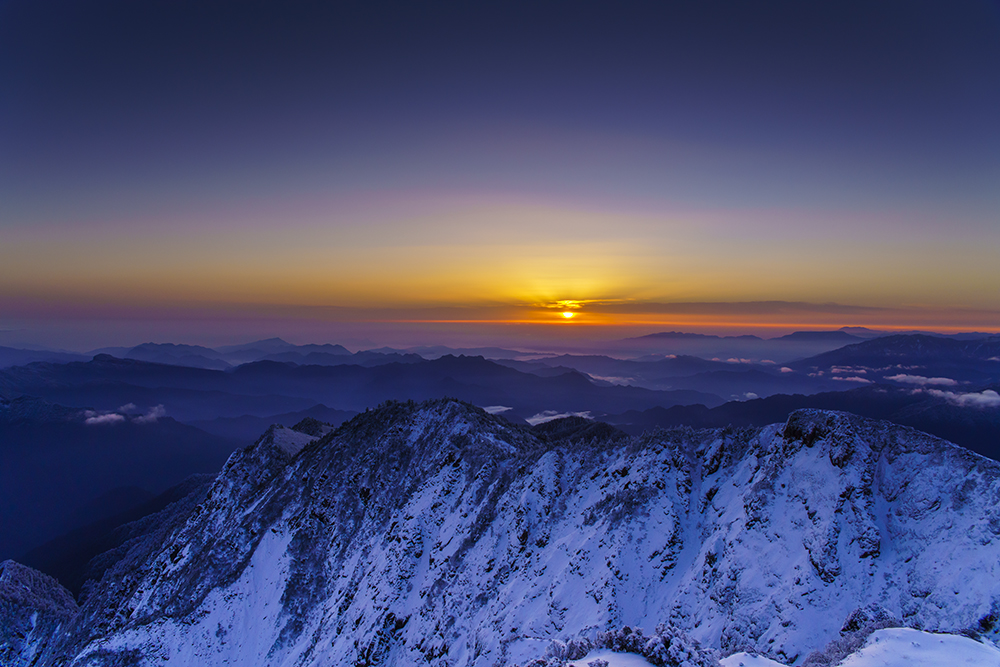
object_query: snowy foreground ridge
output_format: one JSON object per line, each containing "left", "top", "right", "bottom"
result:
{"left": 4, "top": 399, "right": 1000, "bottom": 666}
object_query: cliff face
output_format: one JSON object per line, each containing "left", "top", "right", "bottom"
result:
{"left": 8, "top": 400, "right": 1000, "bottom": 666}
{"left": 0, "top": 559, "right": 78, "bottom": 667}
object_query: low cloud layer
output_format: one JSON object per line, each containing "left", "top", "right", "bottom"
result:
{"left": 134, "top": 404, "right": 166, "bottom": 424}
{"left": 82, "top": 404, "right": 166, "bottom": 425}
{"left": 887, "top": 374, "right": 958, "bottom": 387}
{"left": 590, "top": 375, "right": 634, "bottom": 386}
{"left": 926, "top": 389, "right": 1000, "bottom": 408}
{"left": 84, "top": 412, "right": 125, "bottom": 425}
{"left": 527, "top": 410, "right": 592, "bottom": 426}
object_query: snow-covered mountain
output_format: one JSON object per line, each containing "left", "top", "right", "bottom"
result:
{"left": 5, "top": 400, "right": 1000, "bottom": 666}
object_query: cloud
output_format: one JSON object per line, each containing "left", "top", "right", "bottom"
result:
{"left": 118, "top": 402, "right": 137, "bottom": 412}
{"left": 780, "top": 367, "right": 794, "bottom": 373}
{"left": 832, "top": 376, "right": 872, "bottom": 383}
{"left": 482, "top": 405, "right": 512, "bottom": 414}
{"left": 926, "top": 389, "right": 1000, "bottom": 408}
{"left": 832, "top": 366, "right": 866, "bottom": 374}
{"left": 591, "top": 375, "right": 634, "bottom": 386}
{"left": 886, "top": 374, "right": 958, "bottom": 387}
{"left": 743, "top": 392, "right": 759, "bottom": 400}
{"left": 526, "top": 410, "right": 592, "bottom": 426}
{"left": 85, "top": 413, "right": 125, "bottom": 425}
{"left": 134, "top": 404, "right": 166, "bottom": 424}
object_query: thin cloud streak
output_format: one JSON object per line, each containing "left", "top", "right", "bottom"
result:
{"left": 4, "top": 297, "right": 1000, "bottom": 351}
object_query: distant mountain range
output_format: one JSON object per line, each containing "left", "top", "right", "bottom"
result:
{"left": 3, "top": 328, "right": 996, "bottom": 371}
{"left": 2, "top": 332, "right": 999, "bottom": 574}
{"left": 605, "top": 383, "right": 1000, "bottom": 460}
{"left": 627, "top": 330, "right": 766, "bottom": 341}
{"left": 0, "top": 352, "right": 723, "bottom": 562}
{"left": 500, "top": 354, "right": 827, "bottom": 398}
{"left": 494, "top": 334, "right": 1000, "bottom": 400}
{"left": 0, "top": 353, "right": 725, "bottom": 424}
{"left": 790, "top": 333, "right": 1000, "bottom": 384}
{"left": 0, "top": 346, "right": 88, "bottom": 369}
{"left": 85, "top": 340, "right": 412, "bottom": 370}
{"left": 612, "top": 327, "right": 999, "bottom": 361}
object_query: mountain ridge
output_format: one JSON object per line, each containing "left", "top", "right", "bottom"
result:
{"left": 6, "top": 400, "right": 1000, "bottom": 666}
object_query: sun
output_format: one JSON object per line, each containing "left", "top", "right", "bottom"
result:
{"left": 561, "top": 311, "right": 576, "bottom": 319}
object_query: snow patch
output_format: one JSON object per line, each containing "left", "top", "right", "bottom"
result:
{"left": 720, "top": 653, "right": 787, "bottom": 667}
{"left": 527, "top": 410, "right": 592, "bottom": 425}
{"left": 570, "top": 649, "right": 655, "bottom": 667}
{"left": 838, "top": 628, "right": 1000, "bottom": 667}
{"left": 886, "top": 374, "right": 958, "bottom": 387}
{"left": 267, "top": 425, "right": 316, "bottom": 456}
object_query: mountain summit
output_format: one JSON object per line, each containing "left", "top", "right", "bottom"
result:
{"left": 5, "top": 400, "right": 1000, "bottom": 666}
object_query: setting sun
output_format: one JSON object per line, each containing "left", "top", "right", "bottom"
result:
{"left": 561, "top": 311, "right": 576, "bottom": 319}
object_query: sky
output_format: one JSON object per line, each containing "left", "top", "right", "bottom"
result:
{"left": 1, "top": 0, "right": 999, "bottom": 350}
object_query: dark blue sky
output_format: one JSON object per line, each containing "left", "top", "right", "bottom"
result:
{"left": 5, "top": 1, "right": 998, "bottom": 199}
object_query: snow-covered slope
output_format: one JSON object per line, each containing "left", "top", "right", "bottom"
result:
{"left": 722, "top": 628, "right": 1000, "bottom": 667}
{"left": 836, "top": 627, "right": 1000, "bottom": 667}
{"left": 9, "top": 400, "right": 1000, "bottom": 666}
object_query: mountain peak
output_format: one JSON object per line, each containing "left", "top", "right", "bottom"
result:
{"left": 774, "top": 330, "right": 862, "bottom": 342}
{"left": 290, "top": 416, "right": 335, "bottom": 438}
{"left": 255, "top": 337, "right": 291, "bottom": 346}
{"left": 335, "top": 398, "right": 531, "bottom": 461}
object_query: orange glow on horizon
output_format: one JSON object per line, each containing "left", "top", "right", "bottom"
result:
{"left": 364, "top": 318, "right": 1000, "bottom": 333}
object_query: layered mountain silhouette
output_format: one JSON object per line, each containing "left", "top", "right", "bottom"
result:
{"left": 0, "top": 353, "right": 724, "bottom": 424}
{"left": 605, "top": 384, "right": 1000, "bottom": 461}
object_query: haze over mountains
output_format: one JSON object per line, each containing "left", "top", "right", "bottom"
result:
{"left": 2, "top": 330, "right": 999, "bottom": 566}
{"left": 0, "top": 397, "right": 238, "bottom": 561}
{"left": 2, "top": 330, "right": 1000, "bottom": 665}
{"left": 4, "top": 327, "right": 991, "bottom": 369}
